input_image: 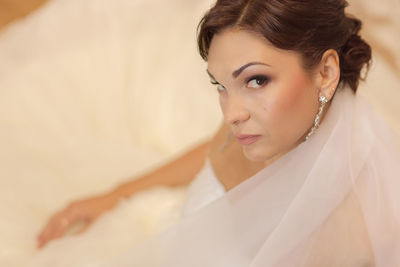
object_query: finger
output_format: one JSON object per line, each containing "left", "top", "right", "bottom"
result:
{"left": 37, "top": 220, "right": 58, "bottom": 248}
{"left": 37, "top": 224, "right": 63, "bottom": 248}
{"left": 37, "top": 213, "right": 77, "bottom": 248}
{"left": 37, "top": 224, "right": 68, "bottom": 248}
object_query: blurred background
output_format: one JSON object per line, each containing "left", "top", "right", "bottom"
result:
{"left": 0, "top": 0, "right": 399, "bottom": 266}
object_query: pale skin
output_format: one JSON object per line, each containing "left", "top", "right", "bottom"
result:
{"left": 209, "top": 28, "right": 374, "bottom": 265}
{"left": 207, "top": 27, "right": 340, "bottom": 166}
{"left": 37, "top": 27, "right": 343, "bottom": 249}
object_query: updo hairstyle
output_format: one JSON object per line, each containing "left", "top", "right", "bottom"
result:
{"left": 197, "top": 0, "right": 372, "bottom": 92}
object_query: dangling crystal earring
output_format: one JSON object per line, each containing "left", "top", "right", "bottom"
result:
{"left": 305, "top": 95, "right": 329, "bottom": 141}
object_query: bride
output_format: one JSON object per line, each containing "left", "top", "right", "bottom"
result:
{"left": 38, "top": 0, "right": 400, "bottom": 265}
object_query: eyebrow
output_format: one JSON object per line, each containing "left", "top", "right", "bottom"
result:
{"left": 207, "top": 61, "right": 271, "bottom": 81}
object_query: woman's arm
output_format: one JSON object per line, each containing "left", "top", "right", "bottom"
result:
{"left": 37, "top": 139, "right": 210, "bottom": 248}
{"left": 110, "top": 140, "right": 210, "bottom": 198}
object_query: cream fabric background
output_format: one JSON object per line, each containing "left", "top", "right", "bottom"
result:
{"left": 0, "top": 0, "right": 398, "bottom": 266}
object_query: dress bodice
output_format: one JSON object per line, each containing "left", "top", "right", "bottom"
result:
{"left": 181, "top": 159, "right": 226, "bottom": 217}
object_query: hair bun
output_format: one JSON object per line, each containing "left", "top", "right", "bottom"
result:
{"left": 197, "top": 0, "right": 373, "bottom": 93}
{"left": 339, "top": 16, "right": 372, "bottom": 91}
{"left": 347, "top": 16, "right": 362, "bottom": 35}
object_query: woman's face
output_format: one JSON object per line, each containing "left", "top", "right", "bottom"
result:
{"left": 207, "top": 28, "right": 321, "bottom": 164}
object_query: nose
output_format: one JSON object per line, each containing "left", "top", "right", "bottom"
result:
{"left": 222, "top": 94, "right": 250, "bottom": 125}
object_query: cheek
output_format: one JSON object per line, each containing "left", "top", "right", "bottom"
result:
{"left": 261, "top": 73, "right": 316, "bottom": 132}
{"left": 280, "top": 74, "right": 311, "bottom": 110}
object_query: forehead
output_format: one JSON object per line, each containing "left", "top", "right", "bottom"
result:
{"left": 207, "top": 28, "right": 302, "bottom": 73}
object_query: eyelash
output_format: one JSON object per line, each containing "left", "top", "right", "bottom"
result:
{"left": 245, "top": 75, "right": 270, "bottom": 88}
{"left": 210, "top": 75, "right": 270, "bottom": 92}
{"left": 210, "top": 81, "right": 226, "bottom": 92}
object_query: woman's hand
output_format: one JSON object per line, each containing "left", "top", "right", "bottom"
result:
{"left": 36, "top": 139, "right": 211, "bottom": 249}
{"left": 36, "top": 193, "right": 119, "bottom": 249}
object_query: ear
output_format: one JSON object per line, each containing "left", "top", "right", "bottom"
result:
{"left": 316, "top": 49, "right": 340, "bottom": 101}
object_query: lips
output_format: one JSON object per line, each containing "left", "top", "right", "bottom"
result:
{"left": 235, "top": 134, "right": 262, "bottom": 145}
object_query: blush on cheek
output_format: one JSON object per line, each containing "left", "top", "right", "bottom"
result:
{"left": 279, "top": 73, "right": 311, "bottom": 112}
{"left": 263, "top": 84, "right": 304, "bottom": 117}
{"left": 262, "top": 73, "right": 313, "bottom": 135}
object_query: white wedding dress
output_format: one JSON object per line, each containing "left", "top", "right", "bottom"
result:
{"left": 181, "top": 160, "right": 226, "bottom": 217}
{"left": 0, "top": 0, "right": 399, "bottom": 266}
{"left": 101, "top": 85, "right": 400, "bottom": 267}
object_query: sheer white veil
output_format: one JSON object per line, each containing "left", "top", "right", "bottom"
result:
{"left": 101, "top": 84, "right": 400, "bottom": 266}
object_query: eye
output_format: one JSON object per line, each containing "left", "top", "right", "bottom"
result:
{"left": 246, "top": 75, "right": 270, "bottom": 89}
{"left": 210, "top": 80, "right": 226, "bottom": 92}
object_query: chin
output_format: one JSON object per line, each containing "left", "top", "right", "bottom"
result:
{"left": 242, "top": 146, "right": 271, "bottom": 162}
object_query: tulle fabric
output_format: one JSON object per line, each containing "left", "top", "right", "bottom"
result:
{"left": 100, "top": 85, "right": 400, "bottom": 266}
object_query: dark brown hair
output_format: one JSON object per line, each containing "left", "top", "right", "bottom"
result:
{"left": 197, "top": 0, "right": 372, "bottom": 92}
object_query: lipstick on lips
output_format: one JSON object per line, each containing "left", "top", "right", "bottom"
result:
{"left": 235, "top": 134, "right": 262, "bottom": 145}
